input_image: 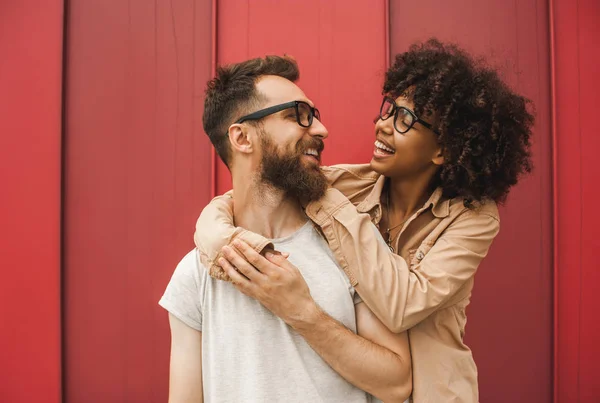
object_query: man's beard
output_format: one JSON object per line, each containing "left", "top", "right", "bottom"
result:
{"left": 259, "top": 134, "right": 328, "bottom": 203}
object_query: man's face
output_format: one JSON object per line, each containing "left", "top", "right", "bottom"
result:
{"left": 252, "top": 76, "right": 330, "bottom": 202}
{"left": 259, "top": 129, "right": 327, "bottom": 203}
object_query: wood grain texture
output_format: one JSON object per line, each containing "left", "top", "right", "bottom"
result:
{"left": 62, "top": 1, "right": 213, "bottom": 401}
{"left": 552, "top": 0, "right": 600, "bottom": 401}
{"left": 0, "top": 1, "right": 64, "bottom": 402}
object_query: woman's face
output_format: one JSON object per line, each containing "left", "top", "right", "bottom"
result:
{"left": 369, "top": 94, "right": 443, "bottom": 180}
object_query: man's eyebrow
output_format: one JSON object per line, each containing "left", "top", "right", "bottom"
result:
{"left": 294, "top": 97, "right": 314, "bottom": 107}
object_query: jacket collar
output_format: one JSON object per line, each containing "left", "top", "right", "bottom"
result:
{"left": 356, "top": 175, "right": 450, "bottom": 221}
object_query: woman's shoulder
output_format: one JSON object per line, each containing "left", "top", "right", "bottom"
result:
{"left": 448, "top": 196, "right": 500, "bottom": 222}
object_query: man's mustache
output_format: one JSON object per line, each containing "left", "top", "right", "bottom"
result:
{"left": 297, "top": 138, "right": 325, "bottom": 154}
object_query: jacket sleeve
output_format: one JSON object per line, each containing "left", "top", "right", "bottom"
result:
{"left": 307, "top": 188, "right": 500, "bottom": 333}
{"left": 321, "top": 164, "right": 379, "bottom": 205}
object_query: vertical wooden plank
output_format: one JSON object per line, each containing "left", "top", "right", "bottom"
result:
{"left": 63, "top": 1, "right": 213, "bottom": 401}
{"left": 553, "top": 0, "right": 600, "bottom": 400}
{"left": 577, "top": 0, "right": 600, "bottom": 398}
{"left": 552, "top": 0, "right": 583, "bottom": 401}
{"left": 389, "top": 1, "right": 553, "bottom": 401}
{"left": 0, "top": 1, "right": 63, "bottom": 402}
{"left": 215, "top": 0, "right": 388, "bottom": 194}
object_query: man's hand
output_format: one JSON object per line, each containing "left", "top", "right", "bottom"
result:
{"left": 218, "top": 240, "right": 320, "bottom": 328}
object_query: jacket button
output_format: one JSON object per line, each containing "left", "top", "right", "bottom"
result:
{"left": 416, "top": 251, "right": 425, "bottom": 260}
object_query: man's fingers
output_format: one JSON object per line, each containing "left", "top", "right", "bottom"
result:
{"left": 265, "top": 250, "right": 295, "bottom": 271}
{"left": 218, "top": 257, "right": 253, "bottom": 294}
{"left": 232, "top": 240, "right": 278, "bottom": 275}
{"left": 222, "top": 245, "right": 264, "bottom": 281}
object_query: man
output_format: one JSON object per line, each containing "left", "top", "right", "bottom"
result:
{"left": 159, "top": 55, "right": 412, "bottom": 403}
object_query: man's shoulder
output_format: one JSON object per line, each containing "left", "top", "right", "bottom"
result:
{"left": 159, "top": 249, "right": 208, "bottom": 331}
{"left": 169, "top": 249, "right": 209, "bottom": 289}
{"left": 177, "top": 249, "right": 205, "bottom": 272}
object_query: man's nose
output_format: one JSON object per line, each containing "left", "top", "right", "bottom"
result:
{"left": 308, "top": 117, "right": 328, "bottom": 139}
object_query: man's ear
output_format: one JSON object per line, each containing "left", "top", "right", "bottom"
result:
{"left": 228, "top": 124, "right": 254, "bottom": 155}
{"left": 432, "top": 148, "right": 444, "bottom": 166}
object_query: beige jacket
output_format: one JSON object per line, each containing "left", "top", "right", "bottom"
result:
{"left": 194, "top": 164, "right": 500, "bottom": 403}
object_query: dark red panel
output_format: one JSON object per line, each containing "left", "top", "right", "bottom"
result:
{"left": 577, "top": 1, "right": 600, "bottom": 399}
{"left": 390, "top": 1, "right": 553, "bottom": 402}
{"left": 0, "top": 2, "right": 63, "bottom": 402}
{"left": 215, "top": 0, "right": 388, "bottom": 194}
{"left": 552, "top": 1, "right": 582, "bottom": 401}
{"left": 553, "top": 0, "right": 600, "bottom": 401}
{"left": 63, "top": 1, "right": 213, "bottom": 401}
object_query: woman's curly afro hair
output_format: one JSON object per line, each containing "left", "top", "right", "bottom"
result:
{"left": 384, "top": 38, "right": 534, "bottom": 205}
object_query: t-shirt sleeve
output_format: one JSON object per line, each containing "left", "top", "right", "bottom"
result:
{"left": 159, "top": 249, "right": 206, "bottom": 331}
{"left": 352, "top": 288, "right": 363, "bottom": 305}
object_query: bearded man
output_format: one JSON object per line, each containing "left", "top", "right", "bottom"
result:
{"left": 159, "top": 56, "right": 412, "bottom": 403}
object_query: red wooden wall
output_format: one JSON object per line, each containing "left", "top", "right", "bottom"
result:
{"left": 62, "top": 1, "right": 213, "bottom": 401}
{"left": 552, "top": 0, "right": 600, "bottom": 401}
{"left": 2, "top": 0, "right": 599, "bottom": 402}
{"left": 0, "top": 2, "right": 64, "bottom": 403}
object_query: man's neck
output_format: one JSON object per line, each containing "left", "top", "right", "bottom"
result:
{"left": 232, "top": 175, "right": 308, "bottom": 239}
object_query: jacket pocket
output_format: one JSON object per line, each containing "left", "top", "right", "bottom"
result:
{"left": 408, "top": 242, "right": 433, "bottom": 267}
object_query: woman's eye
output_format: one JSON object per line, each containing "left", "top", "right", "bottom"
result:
{"left": 399, "top": 110, "right": 411, "bottom": 123}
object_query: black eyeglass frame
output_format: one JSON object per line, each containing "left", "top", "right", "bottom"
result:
{"left": 379, "top": 97, "right": 439, "bottom": 135}
{"left": 232, "top": 100, "right": 320, "bottom": 129}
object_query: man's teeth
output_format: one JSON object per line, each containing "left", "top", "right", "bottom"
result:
{"left": 304, "top": 148, "right": 319, "bottom": 157}
{"left": 375, "top": 140, "right": 395, "bottom": 153}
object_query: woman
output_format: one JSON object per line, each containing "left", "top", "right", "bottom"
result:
{"left": 194, "top": 39, "right": 533, "bottom": 402}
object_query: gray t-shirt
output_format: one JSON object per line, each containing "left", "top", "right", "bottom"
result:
{"left": 160, "top": 221, "right": 372, "bottom": 403}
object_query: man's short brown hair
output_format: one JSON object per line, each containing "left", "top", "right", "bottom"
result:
{"left": 202, "top": 55, "right": 299, "bottom": 168}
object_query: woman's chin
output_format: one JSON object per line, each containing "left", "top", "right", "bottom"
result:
{"left": 369, "top": 157, "right": 389, "bottom": 176}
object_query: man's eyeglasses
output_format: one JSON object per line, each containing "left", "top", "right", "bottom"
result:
{"left": 232, "top": 101, "right": 321, "bottom": 133}
{"left": 379, "top": 97, "right": 439, "bottom": 135}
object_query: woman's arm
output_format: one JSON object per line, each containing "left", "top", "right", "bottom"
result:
{"left": 194, "top": 165, "right": 498, "bottom": 333}
{"left": 305, "top": 187, "right": 500, "bottom": 332}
